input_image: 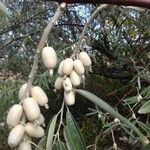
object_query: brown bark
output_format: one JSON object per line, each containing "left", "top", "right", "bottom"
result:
{"left": 51, "top": 0, "right": 150, "bottom": 8}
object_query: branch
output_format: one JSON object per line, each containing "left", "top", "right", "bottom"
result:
{"left": 0, "top": 8, "right": 51, "bottom": 36}
{"left": 24, "top": 3, "right": 66, "bottom": 98}
{"left": 71, "top": 4, "right": 108, "bottom": 57}
{"left": 77, "top": 4, "right": 108, "bottom": 45}
{"left": 0, "top": 35, "right": 28, "bottom": 51}
{"left": 92, "top": 66, "right": 134, "bottom": 80}
{"left": 90, "top": 39, "right": 117, "bottom": 60}
{"left": 51, "top": 0, "right": 150, "bottom": 8}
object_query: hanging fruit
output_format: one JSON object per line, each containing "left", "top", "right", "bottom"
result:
{"left": 79, "top": 51, "right": 91, "bottom": 67}
{"left": 7, "top": 104, "right": 23, "bottom": 128}
{"left": 31, "top": 86, "right": 48, "bottom": 108}
{"left": 8, "top": 124, "right": 25, "bottom": 148}
{"left": 42, "top": 46, "right": 57, "bottom": 69}
{"left": 23, "top": 97, "right": 40, "bottom": 121}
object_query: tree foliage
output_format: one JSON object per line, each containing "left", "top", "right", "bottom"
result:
{"left": 0, "top": 1, "right": 150, "bottom": 149}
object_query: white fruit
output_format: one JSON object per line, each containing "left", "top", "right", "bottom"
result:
{"left": 18, "top": 141, "right": 32, "bottom": 150}
{"left": 36, "top": 114, "right": 45, "bottom": 126}
{"left": 31, "top": 86, "right": 48, "bottom": 107}
{"left": 73, "top": 59, "right": 85, "bottom": 75}
{"left": 70, "top": 70, "right": 81, "bottom": 86}
{"left": 79, "top": 52, "right": 91, "bottom": 67}
{"left": 54, "top": 77, "right": 63, "bottom": 90}
{"left": 62, "top": 58, "right": 73, "bottom": 75}
{"left": 18, "top": 83, "right": 27, "bottom": 101}
{"left": 8, "top": 124, "right": 25, "bottom": 148}
{"left": 64, "top": 91, "right": 75, "bottom": 106}
{"left": 7, "top": 104, "right": 23, "bottom": 127}
{"left": 25, "top": 122, "right": 45, "bottom": 138}
{"left": 58, "top": 60, "right": 64, "bottom": 76}
{"left": 23, "top": 97, "right": 40, "bottom": 121}
{"left": 42, "top": 46, "right": 57, "bottom": 69}
{"left": 63, "top": 77, "right": 72, "bottom": 92}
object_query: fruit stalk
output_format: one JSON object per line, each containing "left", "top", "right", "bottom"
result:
{"left": 71, "top": 4, "right": 108, "bottom": 58}
{"left": 24, "top": 3, "right": 66, "bottom": 99}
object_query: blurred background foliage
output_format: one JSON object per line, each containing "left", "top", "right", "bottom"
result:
{"left": 0, "top": 0, "right": 150, "bottom": 149}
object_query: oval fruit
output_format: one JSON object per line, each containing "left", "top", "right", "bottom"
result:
{"left": 18, "top": 141, "right": 32, "bottom": 150}
{"left": 58, "top": 60, "right": 64, "bottom": 76}
{"left": 73, "top": 59, "right": 85, "bottom": 75}
{"left": 63, "top": 77, "right": 72, "bottom": 92}
{"left": 62, "top": 58, "right": 73, "bottom": 75}
{"left": 31, "top": 86, "right": 48, "bottom": 107}
{"left": 23, "top": 97, "right": 40, "bottom": 121}
{"left": 54, "top": 77, "right": 63, "bottom": 90}
{"left": 64, "top": 91, "right": 75, "bottom": 106}
{"left": 36, "top": 114, "right": 45, "bottom": 126}
{"left": 25, "top": 122, "right": 45, "bottom": 138}
{"left": 8, "top": 124, "right": 25, "bottom": 148}
{"left": 7, "top": 104, "right": 23, "bottom": 128}
{"left": 42, "top": 46, "right": 57, "bottom": 69}
{"left": 79, "top": 52, "right": 91, "bottom": 67}
{"left": 18, "top": 83, "right": 27, "bottom": 101}
{"left": 70, "top": 70, "right": 81, "bottom": 87}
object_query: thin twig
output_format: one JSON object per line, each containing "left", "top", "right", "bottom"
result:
{"left": 23, "top": 3, "right": 66, "bottom": 98}
{"left": 51, "top": 101, "right": 65, "bottom": 148}
{"left": 27, "top": 140, "right": 44, "bottom": 150}
{"left": 71, "top": 4, "right": 108, "bottom": 57}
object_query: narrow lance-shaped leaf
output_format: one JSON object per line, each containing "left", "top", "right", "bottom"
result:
{"left": 52, "top": 140, "right": 67, "bottom": 150}
{"left": 35, "top": 136, "right": 46, "bottom": 150}
{"left": 63, "top": 110, "right": 86, "bottom": 150}
{"left": 46, "top": 115, "right": 58, "bottom": 150}
{"left": 138, "top": 100, "right": 150, "bottom": 114}
{"left": 77, "top": 89, "right": 149, "bottom": 145}
{"left": 64, "top": 126, "right": 75, "bottom": 150}
{"left": 0, "top": 2, "right": 9, "bottom": 16}
{"left": 57, "top": 140, "right": 68, "bottom": 150}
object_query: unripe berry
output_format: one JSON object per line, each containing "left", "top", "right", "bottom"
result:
{"left": 25, "top": 122, "right": 45, "bottom": 138}
{"left": 79, "top": 52, "right": 91, "bottom": 67}
{"left": 62, "top": 58, "right": 73, "bottom": 75}
{"left": 63, "top": 77, "right": 72, "bottom": 92}
{"left": 31, "top": 86, "right": 48, "bottom": 107}
{"left": 7, "top": 104, "right": 23, "bottom": 128}
{"left": 42, "top": 46, "right": 57, "bottom": 69}
{"left": 54, "top": 77, "right": 63, "bottom": 90}
{"left": 58, "top": 60, "right": 64, "bottom": 76}
{"left": 18, "top": 141, "right": 32, "bottom": 150}
{"left": 23, "top": 97, "right": 40, "bottom": 121}
{"left": 64, "top": 91, "right": 75, "bottom": 106}
{"left": 70, "top": 70, "right": 81, "bottom": 86}
{"left": 18, "top": 83, "right": 27, "bottom": 101}
{"left": 73, "top": 59, "right": 85, "bottom": 75}
{"left": 8, "top": 124, "right": 25, "bottom": 148}
{"left": 36, "top": 114, "right": 45, "bottom": 126}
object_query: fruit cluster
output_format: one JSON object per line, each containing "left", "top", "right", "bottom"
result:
{"left": 54, "top": 51, "right": 91, "bottom": 106}
{"left": 7, "top": 46, "right": 91, "bottom": 149}
{"left": 6, "top": 46, "right": 57, "bottom": 149}
{"left": 7, "top": 84, "right": 48, "bottom": 149}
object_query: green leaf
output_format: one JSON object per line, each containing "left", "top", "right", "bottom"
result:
{"left": 138, "top": 100, "right": 150, "bottom": 114}
{"left": 35, "top": 136, "right": 46, "bottom": 150}
{"left": 52, "top": 140, "right": 67, "bottom": 150}
{"left": 143, "top": 143, "right": 150, "bottom": 150}
{"left": 141, "top": 86, "right": 150, "bottom": 98}
{"left": 46, "top": 115, "right": 58, "bottom": 150}
{"left": 57, "top": 140, "right": 68, "bottom": 150}
{"left": 63, "top": 111, "right": 86, "bottom": 150}
{"left": 64, "top": 126, "right": 75, "bottom": 150}
{"left": 124, "top": 96, "right": 138, "bottom": 105}
{"left": 0, "top": 2, "right": 9, "bottom": 16}
{"left": 77, "top": 89, "right": 149, "bottom": 145}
